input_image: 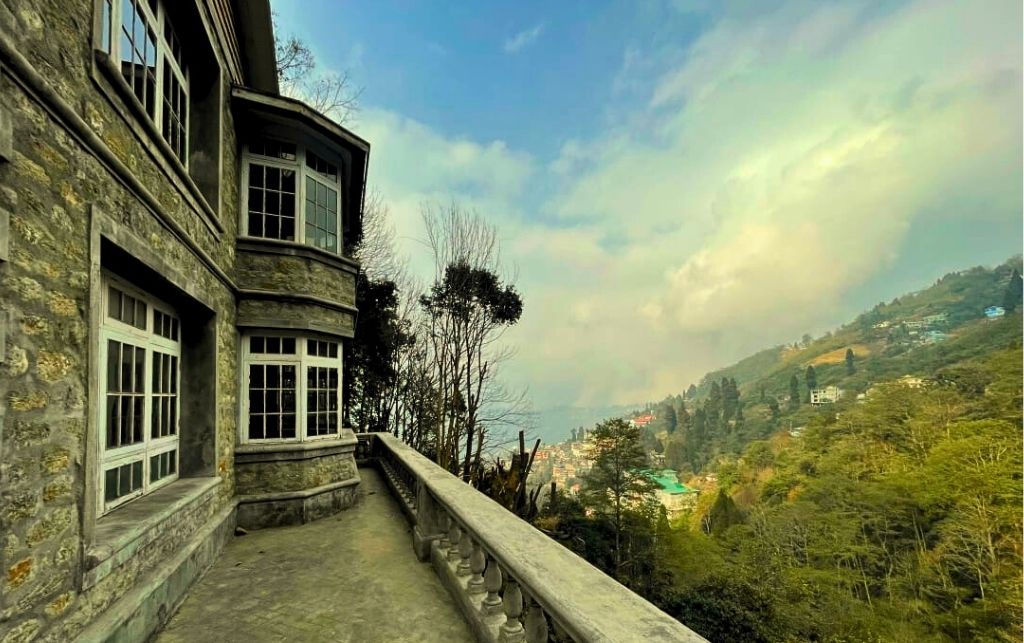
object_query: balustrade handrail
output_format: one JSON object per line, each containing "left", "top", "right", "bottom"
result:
{"left": 363, "top": 432, "right": 707, "bottom": 642}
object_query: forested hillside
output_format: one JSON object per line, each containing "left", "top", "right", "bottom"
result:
{"left": 643, "top": 257, "right": 1022, "bottom": 472}
{"left": 537, "top": 258, "right": 1022, "bottom": 641}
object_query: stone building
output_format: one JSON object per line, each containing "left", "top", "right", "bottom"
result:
{"left": 0, "top": 0, "right": 369, "bottom": 640}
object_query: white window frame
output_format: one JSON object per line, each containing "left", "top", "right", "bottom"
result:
{"left": 240, "top": 140, "right": 344, "bottom": 254}
{"left": 98, "top": 0, "right": 191, "bottom": 166}
{"left": 240, "top": 333, "right": 343, "bottom": 445}
{"left": 98, "top": 273, "right": 181, "bottom": 514}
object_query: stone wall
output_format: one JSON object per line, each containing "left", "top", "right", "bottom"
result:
{"left": 0, "top": 1, "right": 242, "bottom": 640}
{"left": 236, "top": 448, "right": 357, "bottom": 496}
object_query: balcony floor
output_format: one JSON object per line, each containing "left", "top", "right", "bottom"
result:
{"left": 156, "top": 467, "right": 474, "bottom": 643}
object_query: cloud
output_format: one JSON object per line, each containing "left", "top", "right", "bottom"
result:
{"left": 519, "top": 0, "right": 1021, "bottom": 405}
{"left": 360, "top": 0, "right": 1021, "bottom": 409}
{"left": 503, "top": 23, "right": 545, "bottom": 53}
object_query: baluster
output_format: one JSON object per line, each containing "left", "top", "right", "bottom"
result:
{"left": 457, "top": 530, "right": 473, "bottom": 576}
{"left": 500, "top": 579, "right": 526, "bottom": 642}
{"left": 468, "top": 541, "right": 486, "bottom": 593}
{"left": 447, "top": 523, "right": 462, "bottom": 562}
{"left": 524, "top": 596, "right": 549, "bottom": 643}
{"left": 481, "top": 557, "right": 503, "bottom": 616}
{"left": 438, "top": 511, "right": 451, "bottom": 549}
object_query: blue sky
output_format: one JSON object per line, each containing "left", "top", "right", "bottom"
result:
{"left": 273, "top": 0, "right": 1022, "bottom": 409}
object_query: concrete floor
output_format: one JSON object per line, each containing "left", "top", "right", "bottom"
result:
{"left": 156, "top": 468, "right": 474, "bottom": 643}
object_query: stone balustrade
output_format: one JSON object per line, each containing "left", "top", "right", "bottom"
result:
{"left": 358, "top": 432, "right": 707, "bottom": 643}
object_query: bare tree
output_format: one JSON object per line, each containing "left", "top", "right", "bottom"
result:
{"left": 273, "top": 16, "right": 363, "bottom": 123}
{"left": 419, "top": 202, "right": 525, "bottom": 481}
{"left": 357, "top": 188, "right": 406, "bottom": 282}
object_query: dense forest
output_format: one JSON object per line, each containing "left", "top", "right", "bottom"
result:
{"left": 535, "top": 259, "right": 1022, "bottom": 641}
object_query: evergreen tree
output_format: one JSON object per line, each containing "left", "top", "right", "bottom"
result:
{"left": 706, "top": 489, "right": 745, "bottom": 536}
{"left": 805, "top": 365, "right": 818, "bottom": 400}
{"left": 1003, "top": 268, "right": 1022, "bottom": 312}
{"left": 707, "top": 381, "right": 723, "bottom": 422}
{"left": 663, "top": 403, "right": 678, "bottom": 434}
{"left": 845, "top": 348, "right": 855, "bottom": 374}
{"left": 582, "top": 419, "right": 658, "bottom": 576}
{"left": 767, "top": 397, "right": 780, "bottom": 419}
{"left": 687, "top": 383, "right": 698, "bottom": 400}
{"left": 788, "top": 375, "right": 800, "bottom": 409}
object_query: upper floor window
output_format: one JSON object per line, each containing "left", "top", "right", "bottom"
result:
{"left": 241, "top": 334, "right": 341, "bottom": 443}
{"left": 100, "top": 274, "right": 181, "bottom": 513}
{"left": 100, "top": 0, "right": 189, "bottom": 165}
{"left": 243, "top": 139, "right": 343, "bottom": 254}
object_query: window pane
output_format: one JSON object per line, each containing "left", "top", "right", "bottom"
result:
{"left": 250, "top": 336, "right": 265, "bottom": 354}
{"left": 107, "top": 396, "right": 119, "bottom": 448}
{"left": 105, "top": 468, "right": 118, "bottom": 502}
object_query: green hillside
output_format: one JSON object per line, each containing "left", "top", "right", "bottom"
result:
{"left": 642, "top": 256, "right": 1022, "bottom": 471}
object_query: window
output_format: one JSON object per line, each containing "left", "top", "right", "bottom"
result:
{"left": 244, "top": 139, "right": 343, "bottom": 254}
{"left": 99, "top": 275, "right": 180, "bottom": 513}
{"left": 99, "top": 0, "right": 190, "bottom": 165}
{"left": 242, "top": 334, "right": 341, "bottom": 443}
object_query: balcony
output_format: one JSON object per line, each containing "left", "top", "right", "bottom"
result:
{"left": 157, "top": 433, "right": 706, "bottom": 642}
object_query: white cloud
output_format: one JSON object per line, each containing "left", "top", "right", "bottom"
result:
{"left": 503, "top": 23, "right": 545, "bottom": 54}
{"left": 359, "top": 0, "right": 1021, "bottom": 409}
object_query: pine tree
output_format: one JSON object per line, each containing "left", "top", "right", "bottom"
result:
{"left": 687, "top": 384, "right": 697, "bottom": 400}
{"left": 805, "top": 365, "right": 818, "bottom": 398}
{"left": 1003, "top": 268, "right": 1022, "bottom": 312}
{"left": 789, "top": 374, "right": 800, "bottom": 409}
{"left": 582, "top": 419, "right": 658, "bottom": 575}
{"left": 845, "top": 348, "right": 855, "bottom": 374}
{"left": 663, "top": 404, "right": 678, "bottom": 434}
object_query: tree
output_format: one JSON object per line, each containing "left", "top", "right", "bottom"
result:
{"left": 805, "top": 365, "right": 818, "bottom": 399}
{"left": 274, "top": 17, "right": 362, "bottom": 123}
{"left": 845, "top": 348, "right": 855, "bottom": 374}
{"left": 705, "top": 489, "right": 745, "bottom": 536}
{"left": 582, "top": 419, "right": 658, "bottom": 575}
{"left": 687, "top": 384, "right": 698, "bottom": 399}
{"left": 663, "top": 403, "right": 678, "bottom": 434}
{"left": 789, "top": 375, "right": 801, "bottom": 409}
{"left": 1002, "top": 268, "right": 1022, "bottom": 312}
{"left": 418, "top": 203, "right": 525, "bottom": 480}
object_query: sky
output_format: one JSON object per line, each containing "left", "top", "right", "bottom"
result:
{"left": 273, "top": 0, "right": 1023, "bottom": 410}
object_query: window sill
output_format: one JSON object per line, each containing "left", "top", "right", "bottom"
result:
{"left": 236, "top": 236, "right": 360, "bottom": 274}
{"left": 91, "top": 49, "right": 223, "bottom": 237}
{"left": 236, "top": 430, "right": 358, "bottom": 463}
{"left": 83, "top": 476, "right": 222, "bottom": 590}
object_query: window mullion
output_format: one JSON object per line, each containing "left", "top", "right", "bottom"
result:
{"left": 297, "top": 145, "right": 306, "bottom": 246}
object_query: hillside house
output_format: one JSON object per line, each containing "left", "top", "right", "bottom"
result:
{"left": 645, "top": 469, "right": 699, "bottom": 517}
{"left": 809, "top": 386, "right": 843, "bottom": 405}
{"left": 629, "top": 413, "right": 655, "bottom": 427}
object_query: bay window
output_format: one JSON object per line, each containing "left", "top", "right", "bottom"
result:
{"left": 99, "top": 274, "right": 181, "bottom": 513}
{"left": 243, "top": 139, "right": 343, "bottom": 254}
{"left": 242, "top": 334, "right": 342, "bottom": 443}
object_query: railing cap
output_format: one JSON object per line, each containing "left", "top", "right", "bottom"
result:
{"left": 366, "top": 433, "right": 708, "bottom": 643}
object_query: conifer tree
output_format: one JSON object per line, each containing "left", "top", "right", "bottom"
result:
{"left": 788, "top": 374, "right": 800, "bottom": 409}
{"left": 845, "top": 348, "right": 856, "bottom": 374}
{"left": 1003, "top": 268, "right": 1022, "bottom": 312}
